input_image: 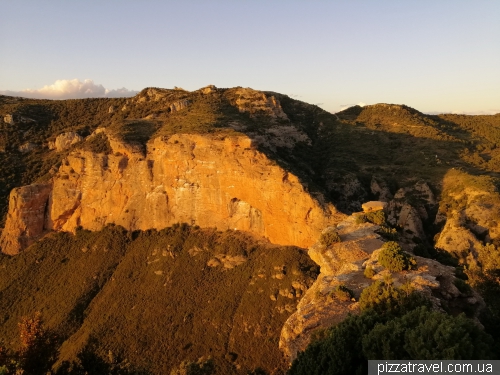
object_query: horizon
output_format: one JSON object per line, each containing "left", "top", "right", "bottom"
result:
{"left": 1, "top": 84, "right": 498, "bottom": 116}
{"left": 1, "top": 1, "right": 499, "bottom": 115}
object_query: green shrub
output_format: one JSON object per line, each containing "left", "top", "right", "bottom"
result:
{"left": 328, "top": 285, "right": 354, "bottom": 302}
{"left": 363, "top": 266, "right": 376, "bottom": 279}
{"left": 359, "top": 279, "right": 429, "bottom": 314}
{"left": 359, "top": 280, "right": 400, "bottom": 312}
{"left": 413, "top": 243, "right": 431, "bottom": 258}
{"left": 79, "top": 132, "right": 112, "bottom": 154}
{"left": 356, "top": 211, "right": 387, "bottom": 225}
{"left": 362, "top": 307, "right": 495, "bottom": 360}
{"left": 320, "top": 230, "right": 341, "bottom": 246}
{"left": 289, "top": 303, "right": 495, "bottom": 374}
{"left": 378, "top": 241, "right": 416, "bottom": 272}
{"left": 355, "top": 214, "right": 367, "bottom": 224}
{"left": 376, "top": 225, "right": 398, "bottom": 240}
{"left": 365, "top": 210, "right": 386, "bottom": 225}
{"left": 289, "top": 312, "right": 373, "bottom": 375}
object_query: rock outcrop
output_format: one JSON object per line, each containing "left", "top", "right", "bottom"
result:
{"left": 4, "top": 114, "right": 15, "bottom": 125}
{"left": 435, "top": 169, "right": 500, "bottom": 264}
{"left": 383, "top": 180, "right": 436, "bottom": 239}
{"left": 2, "top": 114, "right": 36, "bottom": 126}
{"left": 200, "top": 85, "right": 216, "bottom": 94}
{"left": 397, "top": 203, "right": 425, "bottom": 238}
{"left": 279, "top": 215, "right": 482, "bottom": 363}
{"left": 0, "top": 183, "right": 52, "bottom": 255}
{"left": 1, "top": 133, "right": 345, "bottom": 254}
{"left": 18, "top": 142, "right": 37, "bottom": 153}
{"left": 169, "top": 99, "right": 189, "bottom": 112}
{"left": 232, "top": 88, "right": 288, "bottom": 120}
{"left": 435, "top": 215, "right": 482, "bottom": 266}
{"left": 362, "top": 201, "right": 387, "bottom": 212}
{"left": 324, "top": 172, "right": 368, "bottom": 212}
{"left": 370, "top": 176, "right": 393, "bottom": 201}
{"left": 49, "top": 132, "right": 84, "bottom": 151}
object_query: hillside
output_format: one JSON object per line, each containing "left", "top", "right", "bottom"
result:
{"left": 0, "top": 225, "right": 318, "bottom": 374}
{"left": 1, "top": 86, "right": 500, "bottom": 373}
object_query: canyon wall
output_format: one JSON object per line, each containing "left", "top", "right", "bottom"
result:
{"left": 1, "top": 133, "right": 344, "bottom": 254}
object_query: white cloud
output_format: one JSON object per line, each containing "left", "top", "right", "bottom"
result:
{"left": 0, "top": 79, "right": 138, "bottom": 99}
{"left": 338, "top": 102, "right": 366, "bottom": 112}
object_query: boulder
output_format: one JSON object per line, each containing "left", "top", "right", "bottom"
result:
{"left": 49, "top": 132, "right": 84, "bottom": 151}
{"left": 18, "top": 142, "right": 37, "bottom": 153}
{"left": 362, "top": 201, "right": 387, "bottom": 212}
{"left": 4, "top": 114, "right": 15, "bottom": 125}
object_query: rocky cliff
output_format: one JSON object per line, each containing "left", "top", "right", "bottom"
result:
{"left": 279, "top": 214, "right": 483, "bottom": 362}
{"left": 0, "top": 183, "right": 52, "bottom": 253}
{"left": 0, "top": 131, "right": 344, "bottom": 254}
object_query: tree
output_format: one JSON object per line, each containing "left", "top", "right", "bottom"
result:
{"left": 18, "top": 312, "right": 57, "bottom": 375}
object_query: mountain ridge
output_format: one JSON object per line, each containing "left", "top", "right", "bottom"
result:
{"left": 1, "top": 86, "right": 500, "bottom": 373}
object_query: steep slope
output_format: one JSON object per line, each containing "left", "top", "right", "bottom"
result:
{"left": 0, "top": 225, "right": 319, "bottom": 374}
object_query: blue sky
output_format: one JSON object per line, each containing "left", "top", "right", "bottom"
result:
{"left": 1, "top": 1, "right": 499, "bottom": 114}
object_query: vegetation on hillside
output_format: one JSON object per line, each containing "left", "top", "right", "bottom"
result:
{"left": 289, "top": 282, "right": 497, "bottom": 375}
{"left": 0, "top": 224, "right": 319, "bottom": 374}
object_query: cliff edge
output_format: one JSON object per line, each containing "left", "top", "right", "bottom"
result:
{"left": 0, "top": 132, "right": 344, "bottom": 254}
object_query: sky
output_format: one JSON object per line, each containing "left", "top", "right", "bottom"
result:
{"left": 0, "top": 1, "right": 499, "bottom": 114}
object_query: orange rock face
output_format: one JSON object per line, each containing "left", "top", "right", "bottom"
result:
{"left": 1, "top": 134, "right": 344, "bottom": 254}
{"left": 0, "top": 183, "right": 52, "bottom": 255}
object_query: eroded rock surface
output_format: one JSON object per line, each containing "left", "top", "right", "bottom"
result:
{"left": 232, "top": 87, "right": 288, "bottom": 120}
{"left": 279, "top": 215, "right": 482, "bottom": 363}
{"left": 384, "top": 180, "right": 436, "bottom": 239}
{"left": 1, "top": 133, "right": 344, "bottom": 254}
{"left": 0, "top": 183, "right": 52, "bottom": 255}
{"left": 49, "top": 132, "right": 84, "bottom": 151}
